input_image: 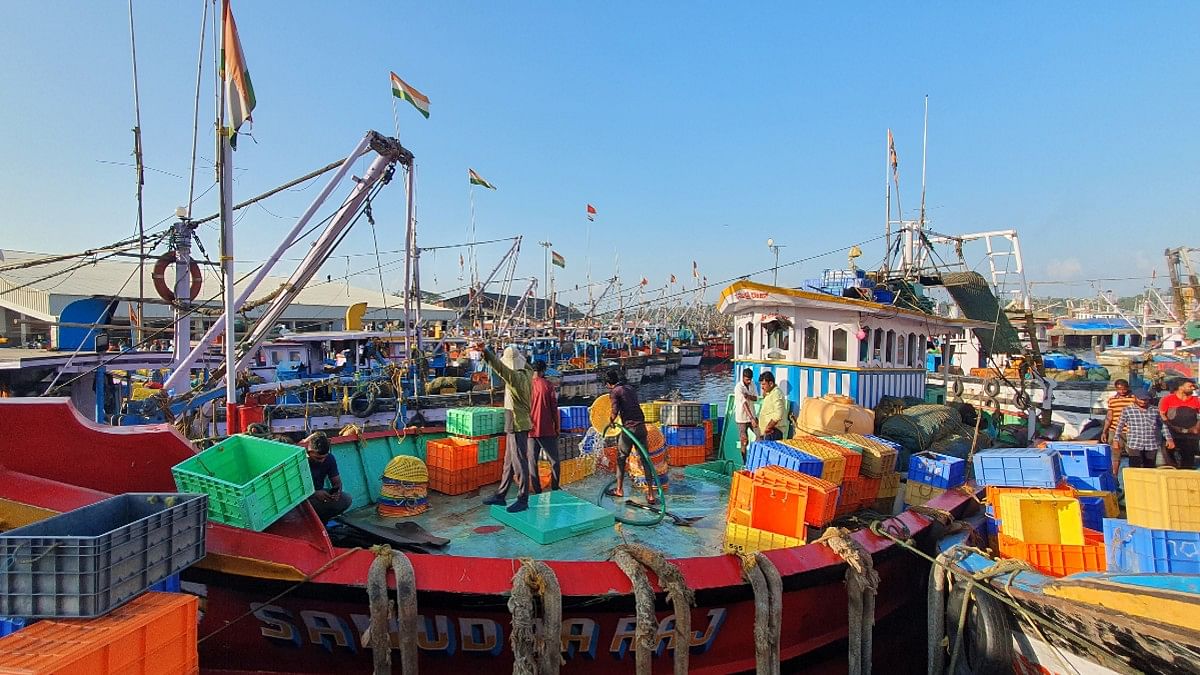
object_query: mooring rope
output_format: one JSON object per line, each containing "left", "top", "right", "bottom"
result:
{"left": 363, "top": 544, "right": 419, "bottom": 674}
{"left": 610, "top": 548, "right": 656, "bottom": 675}
{"left": 738, "top": 551, "right": 783, "bottom": 675}
{"left": 508, "top": 559, "right": 563, "bottom": 675}
{"left": 613, "top": 543, "right": 696, "bottom": 675}
{"left": 814, "top": 527, "right": 879, "bottom": 675}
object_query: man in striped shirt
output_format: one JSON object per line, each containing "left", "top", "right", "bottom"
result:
{"left": 1114, "top": 391, "right": 1174, "bottom": 468}
{"left": 1101, "top": 379, "right": 1136, "bottom": 474}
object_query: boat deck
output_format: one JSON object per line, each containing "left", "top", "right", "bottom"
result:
{"left": 338, "top": 467, "right": 730, "bottom": 561}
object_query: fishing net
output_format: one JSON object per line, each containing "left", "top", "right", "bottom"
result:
{"left": 877, "top": 403, "right": 991, "bottom": 464}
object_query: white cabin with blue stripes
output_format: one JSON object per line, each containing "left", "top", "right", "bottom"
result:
{"left": 717, "top": 280, "right": 986, "bottom": 417}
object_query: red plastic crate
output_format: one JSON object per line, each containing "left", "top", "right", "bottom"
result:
{"left": 837, "top": 476, "right": 864, "bottom": 516}
{"left": 428, "top": 466, "right": 476, "bottom": 495}
{"left": 858, "top": 476, "right": 881, "bottom": 506}
{"left": 997, "top": 529, "right": 1106, "bottom": 577}
{"left": 426, "top": 437, "right": 480, "bottom": 471}
{"left": 0, "top": 592, "right": 198, "bottom": 675}
{"left": 668, "top": 445, "right": 707, "bottom": 466}
{"left": 755, "top": 465, "right": 839, "bottom": 527}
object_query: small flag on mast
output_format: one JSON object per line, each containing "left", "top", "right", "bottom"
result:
{"left": 586, "top": 204, "right": 596, "bottom": 221}
{"left": 670, "top": 274, "right": 676, "bottom": 284}
{"left": 220, "top": 0, "right": 256, "bottom": 149}
{"left": 887, "top": 128, "right": 899, "bottom": 180}
{"left": 468, "top": 168, "right": 496, "bottom": 190}
{"left": 552, "top": 251, "right": 566, "bottom": 268}
{"left": 640, "top": 277, "right": 648, "bottom": 286}
{"left": 390, "top": 72, "right": 430, "bottom": 118}
{"left": 692, "top": 261, "right": 699, "bottom": 279}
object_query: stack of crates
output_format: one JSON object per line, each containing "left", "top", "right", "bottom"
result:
{"left": 640, "top": 401, "right": 662, "bottom": 423}
{"left": 994, "top": 492, "right": 1104, "bottom": 577}
{"left": 722, "top": 464, "right": 840, "bottom": 555}
{"left": 1049, "top": 442, "right": 1117, "bottom": 492}
{"left": 559, "top": 406, "right": 590, "bottom": 434}
{"left": 1103, "top": 468, "right": 1200, "bottom": 574}
{"left": 662, "top": 401, "right": 707, "bottom": 466}
{"left": 745, "top": 440, "right": 823, "bottom": 477}
{"left": 904, "top": 451, "right": 967, "bottom": 508}
{"left": 443, "top": 407, "right": 507, "bottom": 492}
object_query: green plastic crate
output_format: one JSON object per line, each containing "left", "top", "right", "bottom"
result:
{"left": 172, "top": 434, "right": 314, "bottom": 531}
{"left": 446, "top": 407, "right": 506, "bottom": 437}
{"left": 683, "top": 459, "right": 737, "bottom": 487}
{"left": 476, "top": 436, "right": 500, "bottom": 463}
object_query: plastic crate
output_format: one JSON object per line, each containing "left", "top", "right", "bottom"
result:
{"left": 984, "top": 484, "right": 1078, "bottom": 521}
{"left": 908, "top": 451, "right": 967, "bottom": 489}
{"left": 782, "top": 437, "right": 848, "bottom": 485}
{"left": 1123, "top": 468, "right": 1200, "bottom": 532}
{"left": 1103, "top": 518, "right": 1200, "bottom": 574}
{"left": 683, "top": 460, "right": 737, "bottom": 487}
{"left": 457, "top": 435, "right": 500, "bottom": 463}
{"left": 998, "top": 529, "right": 1105, "bottom": 577}
{"left": 446, "top": 407, "right": 506, "bottom": 437}
{"left": 0, "top": 592, "right": 198, "bottom": 675}
{"left": 1079, "top": 496, "right": 1107, "bottom": 532}
{"left": 858, "top": 476, "right": 882, "bottom": 506}
{"left": 659, "top": 402, "right": 704, "bottom": 427}
{"left": 838, "top": 477, "right": 864, "bottom": 515}
{"left": 749, "top": 482, "right": 809, "bottom": 538}
{"left": 639, "top": 402, "right": 661, "bottom": 423}
{"left": 745, "top": 441, "right": 824, "bottom": 478}
{"left": 0, "top": 493, "right": 207, "bottom": 618}
{"left": 904, "top": 480, "right": 947, "bottom": 507}
{"left": 1076, "top": 490, "right": 1119, "bottom": 518}
{"left": 983, "top": 516, "right": 1001, "bottom": 550}
{"left": 756, "top": 465, "right": 839, "bottom": 527}
{"left": 426, "top": 437, "right": 481, "bottom": 471}
{"left": 1064, "top": 473, "right": 1117, "bottom": 492}
{"left": 878, "top": 472, "right": 902, "bottom": 499}
{"left": 667, "top": 445, "right": 707, "bottom": 467}
{"left": 831, "top": 434, "right": 899, "bottom": 477}
{"left": 558, "top": 433, "right": 584, "bottom": 460}
{"left": 171, "top": 434, "right": 313, "bottom": 532}
{"left": 722, "top": 522, "right": 805, "bottom": 555}
{"left": 728, "top": 469, "right": 755, "bottom": 525}
{"left": 997, "top": 494, "right": 1084, "bottom": 545}
{"left": 428, "top": 466, "right": 477, "bottom": 495}
{"left": 481, "top": 459, "right": 502, "bottom": 486}
{"left": 147, "top": 573, "right": 181, "bottom": 593}
{"left": 0, "top": 616, "right": 27, "bottom": 637}
{"left": 558, "top": 406, "right": 591, "bottom": 432}
{"left": 972, "top": 448, "right": 1061, "bottom": 488}
{"left": 1050, "top": 442, "right": 1113, "bottom": 477}
{"left": 663, "top": 425, "right": 706, "bottom": 447}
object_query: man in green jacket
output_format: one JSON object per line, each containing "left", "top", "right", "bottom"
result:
{"left": 481, "top": 345, "right": 536, "bottom": 512}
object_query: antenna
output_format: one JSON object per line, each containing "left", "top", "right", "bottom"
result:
{"left": 920, "top": 94, "right": 928, "bottom": 230}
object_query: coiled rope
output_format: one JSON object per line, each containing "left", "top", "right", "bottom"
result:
{"left": 610, "top": 543, "right": 696, "bottom": 675}
{"left": 813, "top": 527, "right": 879, "bottom": 675}
{"left": 737, "top": 551, "right": 783, "bottom": 675}
{"left": 508, "top": 558, "right": 563, "bottom": 675}
{"left": 363, "top": 544, "right": 419, "bottom": 674}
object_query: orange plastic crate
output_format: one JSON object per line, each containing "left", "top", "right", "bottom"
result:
{"left": 426, "top": 437, "right": 480, "bottom": 471}
{"left": 0, "top": 592, "right": 198, "bottom": 675}
{"left": 997, "top": 529, "right": 1105, "bottom": 577}
{"left": 985, "top": 484, "right": 1077, "bottom": 521}
{"left": 837, "top": 476, "right": 864, "bottom": 516}
{"left": 755, "top": 465, "right": 839, "bottom": 527}
{"left": 481, "top": 460, "right": 502, "bottom": 485}
{"left": 749, "top": 482, "right": 809, "bottom": 538}
{"left": 668, "top": 445, "right": 707, "bottom": 466}
{"left": 729, "top": 469, "right": 755, "bottom": 513}
{"left": 858, "top": 476, "right": 881, "bottom": 505}
{"left": 428, "top": 466, "right": 476, "bottom": 495}
{"left": 826, "top": 440, "right": 863, "bottom": 479}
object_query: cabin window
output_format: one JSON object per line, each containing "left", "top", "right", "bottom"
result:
{"left": 872, "top": 330, "right": 883, "bottom": 362}
{"left": 736, "top": 325, "right": 743, "bottom": 355}
{"left": 896, "top": 331, "right": 906, "bottom": 367}
{"left": 765, "top": 325, "right": 790, "bottom": 351}
{"left": 832, "top": 328, "right": 848, "bottom": 362}
{"left": 885, "top": 329, "right": 895, "bottom": 364}
{"left": 859, "top": 328, "right": 870, "bottom": 362}
{"left": 270, "top": 351, "right": 281, "bottom": 365}
{"left": 804, "top": 326, "right": 819, "bottom": 360}
{"left": 907, "top": 334, "right": 917, "bottom": 366}
{"left": 746, "top": 322, "right": 754, "bottom": 355}
{"left": 1131, "top": 334, "right": 1142, "bottom": 347}
{"left": 289, "top": 351, "right": 302, "bottom": 362}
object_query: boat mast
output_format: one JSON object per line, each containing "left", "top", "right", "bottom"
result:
{"left": 127, "top": 0, "right": 146, "bottom": 345}
{"left": 216, "top": 23, "right": 237, "bottom": 429}
{"left": 883, "top": 130, "right": 891, "bottom": 280}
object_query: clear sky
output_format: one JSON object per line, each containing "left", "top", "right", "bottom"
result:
{"left": 1, "top": 2, "right": 1196, "bottom": 311}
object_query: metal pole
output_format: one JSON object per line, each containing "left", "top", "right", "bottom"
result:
{"left": 218, "top": 127, "right": 237, "bottom": 430}
{"left": 539, "top": 240, "right": 552, "bottom": 325}
{"left": 403, "top": 164, "right": 415, "bottom": 360}
{"left": 127, "top": 0, "right": 146, "bottom": 346}
{"left": 773, "top": 247, "right": 779, "bottom": 285}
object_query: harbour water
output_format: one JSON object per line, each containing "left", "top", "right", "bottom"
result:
{"left": 618, "top": 364, "right": 734, "bottom": 409}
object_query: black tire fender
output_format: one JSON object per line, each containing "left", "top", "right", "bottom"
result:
{"left": 983, "top": 378, "right": 1001, "bottom": 398}
{"left": 946, "top": 580, "right": 1014, "bottom": 675}
{"left": 348, "top": 390, "right": 378, "bottom": 418}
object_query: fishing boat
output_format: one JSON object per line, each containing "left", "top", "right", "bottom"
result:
{"left": 701, "top": 338, "right": 733, "bottom": 364}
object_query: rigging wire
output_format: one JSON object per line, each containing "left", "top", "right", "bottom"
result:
{"left": 185, "top": 0, "right": 210, "bottom": 219}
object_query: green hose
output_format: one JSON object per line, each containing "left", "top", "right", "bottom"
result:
{"left": 597, "top": 424, "right": 666, "bottom": 526}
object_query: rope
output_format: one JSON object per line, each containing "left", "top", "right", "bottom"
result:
{"left": 508, "top": 559, "right": 563, "bottom": 675}
{"left": 737, "top": 552, "right": 782, "bottom": 675}
{"left": 610, "top": 548, "right": 657, "bottom": 675}
{"left": 613, "top": 543, "right": 696, "bottom": 675}
{"left": 363, "top": 545, "right": 419, "bottom": 674}
{"left": 813, "top": 528, "right": 879, "bottom": 675}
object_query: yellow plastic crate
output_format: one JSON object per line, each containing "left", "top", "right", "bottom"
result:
{"left": 1123, "top": 468, "right": 1200, "bottom": 532}
{"left": 1075, "top": 489, "right": 1119, "bottom": 518}
{"left": 838, "top": 433, "right": 899, "bottom": 478}
{"left": 878, "top": 472, "right": 902, "bottom": 499}
{"left": 903, "top": 481, "right": 946, "bottom": 507}
{"left": 722, "top": 522, "right": 805, "bottom": 555}
{"left": 997, "top": 494, "right": 1084, "bottom": 545}
{"left": 781, "top": 438, "right": 847, "bottom": 485}
{"left": 639, "top": 402, "right": 662, "bottom": 423}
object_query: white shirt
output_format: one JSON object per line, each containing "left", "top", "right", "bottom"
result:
{"left": 734, "top": 382, "right": 757, "bottom": 423}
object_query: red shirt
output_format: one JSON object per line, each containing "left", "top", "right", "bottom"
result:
{"left": 1160, "top": 393, "right": 1200, "bottom": 436}
{"left": 529, "top": 376, "right": 559, "bottom": 438}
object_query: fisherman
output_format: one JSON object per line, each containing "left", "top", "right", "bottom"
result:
{"left": 733, "top": 367, "right": 758, "bottom": 455}
{"left": 757, "top": 371, "right": 789, "bottom": 441}
{"left": 1101, "top": 378, "right": 1136, "bottom": 474}
{"left": 529, "top": 360, "right": 561, "bottom": 491}
{"left": 302, "top": 431, "right": 352, "bottom": 522}
{"left": 481, "top": 345, "right": 537, "bottom": 512}
{"left": 1159, "top": 379, "right": 1200, "bottom": 469}
{"left": 604, "top": 370, "right": 655, "bottom": 505}
{"left": 1115, "top": 391, "right": 1174, "bottom": 469}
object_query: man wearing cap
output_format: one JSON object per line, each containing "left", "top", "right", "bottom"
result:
{"left": 303, "top": 431, "right": 352, "bottom": 522}
{"left": 481, "top": 345, "right": 537, "bottom": 512}
{"left": 1115, "top": 391, "right": 1174, "bottom": 469}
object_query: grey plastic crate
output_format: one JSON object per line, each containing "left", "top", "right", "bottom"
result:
{"left": 659, "top": 402, "right": 704, "bottom": 427}
{"left": 0, "top": 493, "right": 207, "bottom": 618}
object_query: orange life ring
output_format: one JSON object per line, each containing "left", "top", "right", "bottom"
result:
{"left": 152, "top": 251, "right": 202, "bottom": 303}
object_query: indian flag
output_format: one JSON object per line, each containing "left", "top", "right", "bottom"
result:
{"left": 220, "top": 0, "right": 256, "bottom": 149}
{"left": 391, "top": 72, "right": 430, "bottom": 118}
{"left": 468, "top": 168, "right": 496, "bottom": 190}
{"left": 552, "top": 251, "right": 565, "bottom": 268}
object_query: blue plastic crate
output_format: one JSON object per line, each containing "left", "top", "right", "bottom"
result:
{"left": 1079, "top": 496, "right": 1107, "bottom": 532}
{"left": 0, "top": 616, "right": 27, "bottom": 637}
{"left": 558, "top": 406, "right": 590, "bottom": 432}
{"left": 1050, "top": 442, "right": 1113, "bottom": 478}
{"left": 1065, "top": 473, "right": 1117, "bottom": 492}
{"left": 701, "top": 405, "right": 711, "bottom": 420}
{"left": 664, "top": 425, "right": 706, "bottom": 447}
{"left": 148, "top": 573, "right": 182, "bottom": 593}
{"left": 908, "top": 452, "right": 967, "bottom": 489}
{"left": 972, "top": 448, "right": 1061, "bottom": 488}
{"left": 1103, "top": 518, "right": 1200, "bottom": 574}
{"left": 745, "top": 441, "right": 823, "bottom": 478}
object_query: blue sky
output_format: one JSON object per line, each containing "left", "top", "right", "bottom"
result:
{"left": 1, "top": 2, "right": 1196, "bottom": 309}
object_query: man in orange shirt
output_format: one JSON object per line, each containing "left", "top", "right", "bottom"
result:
{"left": 1101, "top": 379, "right": 1136, "bottom": 474}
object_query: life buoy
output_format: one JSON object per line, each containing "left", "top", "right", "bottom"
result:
{"left": 945, "top": 580, "right": 1013, "bottom": 675}
{"left": 983, "top": 378, "right": 1001, "bottom": 398}
{"left": 348, "top": 390, "right": 378, "bottom": 418}
{"left": 152, "top": 251, "right": 202, "bottom": 303}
